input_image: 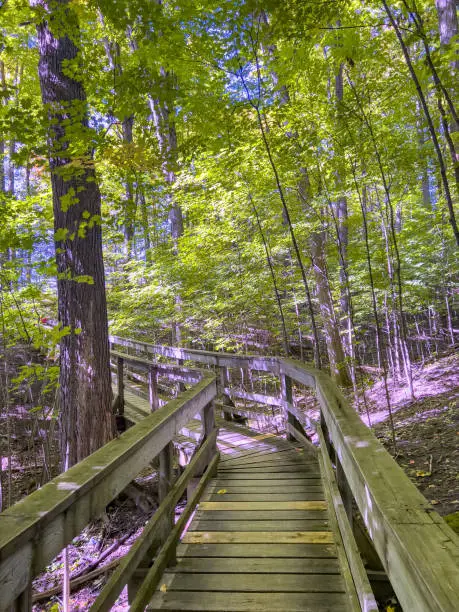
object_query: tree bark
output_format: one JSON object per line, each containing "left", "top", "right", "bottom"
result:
{"left": 35, "top": 0, "right": 114, "bottom": 467}
{"left": 435, "top": 0, "right": 459, "bottom": 58}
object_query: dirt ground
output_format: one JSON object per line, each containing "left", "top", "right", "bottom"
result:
{"left": 362, "top": 351, "right": 459, "bottom": 517}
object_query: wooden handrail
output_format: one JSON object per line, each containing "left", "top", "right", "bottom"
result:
{"left": 0, "top": 367, "right": 216, "bottom": 611}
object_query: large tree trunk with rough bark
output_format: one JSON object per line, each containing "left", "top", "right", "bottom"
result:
{"left": 35, "top": 0, "right": 114, "bottom": 467}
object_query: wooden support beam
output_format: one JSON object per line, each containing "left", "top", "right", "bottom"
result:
{"left": 148, "top": 366, "right": 159, "bottom": 411}
{"left": 117, "top": 356, "right": 124, "bottom": 416}
{"left": 280, "top": 374, "right": 295, "bottom": 441}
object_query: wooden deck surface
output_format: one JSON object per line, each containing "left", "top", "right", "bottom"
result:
{"left": 148, "top": 422, "right": 356, "bottom": 611}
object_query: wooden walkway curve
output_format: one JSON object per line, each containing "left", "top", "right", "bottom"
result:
{"left": 2, "top": 336, "right": 459, "bottom": 612}
{"left": 148, "top": 422, "right": 360, "bottom": 611}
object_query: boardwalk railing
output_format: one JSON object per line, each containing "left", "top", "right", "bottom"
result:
{"left": 0, "top": 357, "right": 218, "bottom": 611}
{"left": 109, "top": 336, "right": 459, "bottom": 612}
{"left": 1, "top": 336, "right": 458, "bottom": 611}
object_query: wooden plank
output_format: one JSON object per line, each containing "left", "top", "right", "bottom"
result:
{"left": 189, "top": 520, "right": 329, "bottom": 532}
{"left": 203, "top": 492, "right": 326, "bottom": 502}
{"left": 205, "top": 484, "right": 324, "bottom": 493}
{"left": 181, "top": 531, "right": 334, "bottom": 544}
{"left": 211, "top": 477, "right": 322, "bottom": 486}
{"left": 217, "top": 465, "right": 317, "bottom": 473}
{"left": 159, "top": 571, "right": 345, "bottom": 593}
{"left": 148, "top": 590, "right": 348, "bottom": 610}
{"left": 219, "top": 447, "right": 287, "bottom": 462}
{"left": 220, "top": 458, "right": 309, "bottom": 469}
{"left": 0, "top": 372, "right": 216, "bottom": 610}
{"left": 176, "top": 543, "right": 338, "bottom": 558}
{"left": 215, "top": 472, "right": 321, "bottom": 480}
{"left": 221, "top": 450, "right": 306, "bottom": 465}
{"left": 171, "top": 556, "right": 341, "bottom": 574}
{"left": 224, "top": 387, "right": 284, "bottom": 407}
{"left": 194, "top": 510, "right": 327, "bottom": 521}
{"left": 199, "top": 501, "right": 327, "bottom": 511}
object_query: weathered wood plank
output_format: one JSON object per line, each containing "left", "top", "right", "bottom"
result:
{"left": 176, "top": 542, "right": 338, "bottom": 558}
{"left": 194, "top": 510, "right": 327, "bottom": 521}
{"left": 217, "top": 465, "right": 318, "bottom": 473}
{"left": 171, "top": 557, "right": 341, "bottom": 574}
{"left": 189, "top": 520, "right": 329, "bottom": 532}
{"left": 205, "top": 484, "right": 324, "bottom": 493}
{"left": 211, "top": 477, "right": 322, "bottom": 486}
{"left": 181, "top": 531, "right": 334, "bottom": 544}
{"left": 148, "top": 590, "right": 348, "bottom": 610}
{"left": 215, "top": 472, "right": 321, "bottom": 480}
{"left": 199, "top": 501, "right": 327, "bottom": 511}
{"left": 223, "top": 387, "right": 283, "bottom": 407}
{"left": 221, "top": 450, "right": 305, "bottom": 465}
{"left": 203, "top": 492, "right": 326, "bottom": 502}
{"left": 159, "top": 571, "right": 345, "bottom": 593}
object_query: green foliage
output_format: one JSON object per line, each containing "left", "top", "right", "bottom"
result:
{"left": 0, "top": 0, "right": 457, "bottom": 365}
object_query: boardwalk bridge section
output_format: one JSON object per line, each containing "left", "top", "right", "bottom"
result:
{"left": 1, "top": 336, "right": 458, "bottom": 611}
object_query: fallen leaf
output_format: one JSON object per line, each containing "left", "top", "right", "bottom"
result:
{"left": 217, "top": 489, "right": 227, "bottom": 495}
{"left": 415, "top": 470, "right": 431, "bottom": 478}
{"left": 160, "top": 584, "right": 167, "bottom": 593}
{"left": 430, "top": 500, "right": 439, "bottom": 505}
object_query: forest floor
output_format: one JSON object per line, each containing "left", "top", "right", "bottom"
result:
{"left": 361, "top": 350, "right": 459, "bottom": 518}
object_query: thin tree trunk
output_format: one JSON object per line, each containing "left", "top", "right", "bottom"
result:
{"left": 248, "top": 191, "right": 290, "bottom": 355}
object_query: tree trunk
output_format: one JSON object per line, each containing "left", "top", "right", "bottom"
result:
{"left": 149, "top": 69, "right": 184, "bottom": 346}
{"left": 35, "top": 0, "right": 114, "bottom": 467}
{"left": 310, "top": 231, "right": 350, "bottom": 386}
{"left": 436, "top": 0, "right": 459, "bottom": 62}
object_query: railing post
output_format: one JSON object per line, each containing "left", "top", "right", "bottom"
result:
{"left": 219, "top": 367, "right": 233, "bottom": 421}
{"left": 202, "top": 400, "right": 216, "bottom": 446}
{"left": 117, "top": 356, "right": 124, "bottom": 416}
{"left": 320, "top": 412, "right": 334, "bottom": 462}
{"left": 148, "top": 366, "right": 159, "bottom": 411}
{"left": 159, "top": 442, "right": 175, "bottom": 562}
{"left": 280, "top": 373, "right": 295, "bottom": 441}
{"left": 336, "top": 458, "right": 353, "bottom": 527}
{"left": 128, "top": 441, "right": 175, "bottom": 604}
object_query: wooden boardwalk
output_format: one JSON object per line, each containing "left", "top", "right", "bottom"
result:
{"left": 148, "top": 422, "right": 358, "bottom": 611}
